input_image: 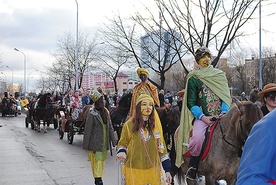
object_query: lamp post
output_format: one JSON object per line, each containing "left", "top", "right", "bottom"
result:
{"left": 14, "top": 48, "right": 26, "bottom": 97}
{"left": 27, "top": 70, "right": 38, "bottom": 92}
{"left": 6, "top": 65, "right": 14, "bottom": 95}
{"left": 74, "top": 0, "right": 79, "bottom": 91}
{"left": 259, "top": 0, "right": 262, "bottom": 90}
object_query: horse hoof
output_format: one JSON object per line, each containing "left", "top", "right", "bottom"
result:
{"left": 44, "top": 130, "right": 47, "bottom": 133}
{"left": 38, "top": 130, "right": 41, "bottom": 132}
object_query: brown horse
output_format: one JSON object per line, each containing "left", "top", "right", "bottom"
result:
{"left": 174, "top": 100, "right": 263, "bottom": 185}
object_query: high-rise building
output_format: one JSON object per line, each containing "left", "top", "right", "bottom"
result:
{"left": 140, "top": 29, "right": 182, "bottom": 70}
{"left": 81, "top": 73, "right": 110, "bottom": 90}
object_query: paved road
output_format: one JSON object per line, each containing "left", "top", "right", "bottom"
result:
{"left": 0, "top": 114, "right": 184, "bottom": 185}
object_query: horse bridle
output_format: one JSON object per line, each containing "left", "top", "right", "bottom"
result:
{"left": 218, "top": 112, "right": 247, "bottom": 157}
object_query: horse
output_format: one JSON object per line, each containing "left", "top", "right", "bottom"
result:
{"left": 155, "top": 105, "right": 182, "bottom": 185}
{"left": 110, "top": 93, "right": 132, "bottom": 140}
{"left": 32, "top": 93, "right": 59, "bottom": 133}
{"left": 162, "top": 105, "right": 181, "bottom": 179}
{"left": 174, "top": 100, "right": 263, "bottom": 185}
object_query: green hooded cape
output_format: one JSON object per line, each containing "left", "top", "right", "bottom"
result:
{"left": 175, "top": 65, "right": 231, "bottom": 167}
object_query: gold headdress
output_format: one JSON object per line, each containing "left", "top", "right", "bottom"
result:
{"left": 137, "top": 68, "right": 149, "bottom": 78}
{"left": 90, "top": 90, "right": 102, "bottom": 102}
{"left": 136, "top": 94, "right": 154, "bottom": 105}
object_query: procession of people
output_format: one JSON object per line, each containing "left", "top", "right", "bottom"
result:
{"left": 1, "top": 46, "right": 275, "bottom": 185}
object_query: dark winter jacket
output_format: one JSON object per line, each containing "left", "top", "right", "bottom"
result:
{"left": 83, "top": 106, "right": 117, "bottom": 152}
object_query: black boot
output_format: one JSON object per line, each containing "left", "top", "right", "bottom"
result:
{"left": 95, "top": 177, "right": 103, "bottom": 185}
{"left": 186, "top": 156, "right": 200, "bottom": 180}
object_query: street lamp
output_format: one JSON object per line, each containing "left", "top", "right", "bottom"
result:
{"left": 27, "top": 70, "right": 38, "bottom": 92}
{"left": 259, "top": 0, "right": 262, "bottom": 90}
{"left": 6, "top": 65, "right": 14, "bottom": 95}
{"left": 74, "top": 0, "right": 79, "bottom": 91}
{"left": 14, "top": 48, "right": 27, "bottom": 97}
{"left": 0, "top": 72, "right": 7, "bottom": 81}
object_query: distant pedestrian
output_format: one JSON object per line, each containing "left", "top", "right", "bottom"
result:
{"left": 164, "top": 99, "right": 171, "bottom": 109}
{"left": 240, "top": 92, "right": 248, "bottom": 101}
{"left": 177, "top": 89, "right": 185, "bottom": 112}
{"left": 249, "top": 85, "right": 259, "bottom": 103}
{"left": 81, "top": 88, "right": 93, "bottom": 107}
{"left": 158, "top": 89, "right": 165, "bottom": 107}
{"left": 164, "top": 91, "right": 173, "bottom": 104}
{"left": 112, "top": 93, "right": 118, "bottom": 106}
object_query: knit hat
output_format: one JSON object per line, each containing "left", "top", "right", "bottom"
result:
{"left": 90, "top": 90, "right": 102, "bottom": 102}
{"left": 137, "top": 68, "right": 149, "bottom": 78}
{"left": 135, "top": 94, "right": 154, "bottom": 105}
{"left": 258, "top": 83, "right": 276, "bottom": 99}
{"left": 195, "top": 46, "right": 212, "bottom": 62}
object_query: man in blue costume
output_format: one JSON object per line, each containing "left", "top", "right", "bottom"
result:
{"left": 236, "top": 109, "right": 276, "bottom": 185}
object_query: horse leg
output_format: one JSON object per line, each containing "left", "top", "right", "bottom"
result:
{"left": 34, "top": 120, "right": 38, "bottom": 131}
{"left": 43, "top": 120, "right": 47, "bottom": 133}
{"left": 186, "top": 178, "right": 198, "bottom": 185}
{"left": 205, "top": 175, "right": 216, "bottom": 185}
{"left": 37, "top": 121, "right": 41, "bottom": 132}
{"left": 44, "top": 123, "right": 47, "bottom": 133}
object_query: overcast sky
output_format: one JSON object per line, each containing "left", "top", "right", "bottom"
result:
{"left": 0, "top": 0, "right": 275, "bottom": 91}
{"left": 0, "top": 0, "right": 146, "bottom": 90}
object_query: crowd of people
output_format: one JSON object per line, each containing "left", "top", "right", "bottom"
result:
{"left": 1, "top": 46, "right": 275, "bottom": 185}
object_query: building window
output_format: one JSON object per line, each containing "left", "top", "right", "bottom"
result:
{"left": 129, "top": 82, "right": 133, "bottom": 84}
{"left": 123, "top": 82, "right": 127, "bottom": 84}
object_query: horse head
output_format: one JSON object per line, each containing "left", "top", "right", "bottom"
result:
{"left": 118, "top": 92, "right": 132, "bottom": 110}
{"left": 110, "top": 93, "right": 132, "bottom": 140}
{"left": 234, "top": 100, "right": 263, "bottom": 149}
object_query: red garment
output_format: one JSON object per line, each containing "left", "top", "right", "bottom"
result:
{"left": 269, "top": 180, "right": 276, "bottom": 184}
{"left": 72, "top": 95, "right": 80, "bottom": 108}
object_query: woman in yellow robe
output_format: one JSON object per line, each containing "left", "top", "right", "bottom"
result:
{"left": 117, "top": 94, "right": 172, "bottom": 185}
{"left": 129, "top": 68, "right": 165, "bottom": 153}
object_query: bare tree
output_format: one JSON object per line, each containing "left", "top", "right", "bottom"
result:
{"left": 47, "top": 32, "right": 100, "bottom": 91}
{"left": 260, "top": 47, "right": 276, "bottom": 85}
{"left": 157, "top": 0, "right": 261, "bottom": 66}
{"left": 97, "top": 42, "right": 136, "bottom": 92}
{"left": 103, "top": 13, "right": 189, "bottom": 90}
{"left": 228, "top": 51, "right": 248, "bottom": 94}
{"left": 102, "top": 0, "right": 264, "bottom": 90}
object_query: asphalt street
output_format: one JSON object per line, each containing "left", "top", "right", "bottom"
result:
{"left": 0, "top": 114, "right": 184, "bottom": 185}
{"left": 0, "top": 114, "right": 123, "bottom": 185}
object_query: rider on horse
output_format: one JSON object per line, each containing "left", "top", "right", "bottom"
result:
{"left": 175, "top": 46, "right": 232, "bottom": 180}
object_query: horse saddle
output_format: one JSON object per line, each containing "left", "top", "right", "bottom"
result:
{"left": 183, "top": 119, "right": 220, "bottom": 161}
